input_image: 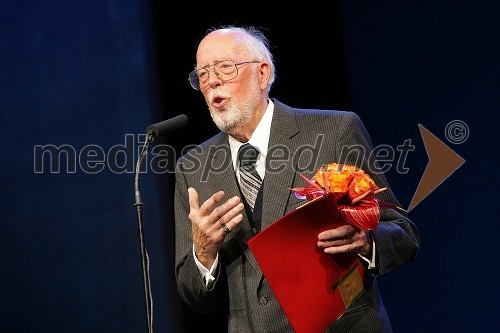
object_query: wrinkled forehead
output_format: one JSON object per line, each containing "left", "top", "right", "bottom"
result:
{"left": 196, "top": 30, "right": 250, "bottom": 67}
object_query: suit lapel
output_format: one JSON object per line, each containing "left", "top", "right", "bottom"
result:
{"left": 261, "top": 99, "right": 300, "bottom": 230}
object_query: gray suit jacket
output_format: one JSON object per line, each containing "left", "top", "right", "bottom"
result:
{"left": 174, "top": 99, "right": 420, "bottom": 332}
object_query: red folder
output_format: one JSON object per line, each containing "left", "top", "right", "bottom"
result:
{"left": 248, "top": 193, "right": 365, "bottom": 333}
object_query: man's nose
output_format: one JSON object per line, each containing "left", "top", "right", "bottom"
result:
{"left": 206, "top": 68, "right": 222, "bottom": 88}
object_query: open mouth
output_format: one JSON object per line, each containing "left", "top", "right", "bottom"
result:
{"left": 210, "top": 91, "right": 231, "bottom": 109}
{"left": 211, "top": 95, "right": 226, "bottom": 108}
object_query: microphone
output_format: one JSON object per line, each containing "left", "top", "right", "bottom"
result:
{"left": 146, "top": 114, "right": 188, "bottom": 138}
{"left": 135, "top": 114, "right": 188, "bottom": 333}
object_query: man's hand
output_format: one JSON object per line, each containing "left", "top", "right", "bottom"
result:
{"left": 188, "top": 187, "right": 244, "bottom": 268}
{"left": 317, "top": 224, "right": 372, "bottom": 257}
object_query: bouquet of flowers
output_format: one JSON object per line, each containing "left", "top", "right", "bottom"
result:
{"left": 291, "top": 163, "right": 402, "bottom": 230}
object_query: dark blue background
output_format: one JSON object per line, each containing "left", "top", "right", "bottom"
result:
{"left": 1, "top": 1, "right": 498, "bottom": 332}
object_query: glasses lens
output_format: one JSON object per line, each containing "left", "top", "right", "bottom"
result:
{"left": 188, "top": 61, "right": 239, "bottom": 90}
{"left": 215, "top": 61, "right": 237, "bottom": 81}
{"left": 188, "top": 70, "right": 200, "bottom": 90}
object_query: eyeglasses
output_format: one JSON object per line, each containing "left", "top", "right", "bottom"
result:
{"left": 188, "top": 60, "right": 260, "bottom": 90}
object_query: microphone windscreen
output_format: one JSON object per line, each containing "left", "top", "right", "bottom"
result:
{"left": 146, "top": 114, "right": 188, "bottom": 138}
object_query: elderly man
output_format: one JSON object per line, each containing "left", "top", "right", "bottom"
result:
{"left": 174, "top": 25, "right": 419, "bottom": 332}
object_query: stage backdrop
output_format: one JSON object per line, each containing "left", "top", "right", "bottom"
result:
{"left": 1, "top": 0, "right": 498, "bottom": 332}
{"left": 0, "top": 0, "right": 181, "bottom": 332}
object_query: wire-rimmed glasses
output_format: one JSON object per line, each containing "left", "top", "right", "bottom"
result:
{"left": 188, "top": 60, "right": 260, "bottom": 90}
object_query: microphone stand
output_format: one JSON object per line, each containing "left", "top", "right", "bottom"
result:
{"left": 134, "top": 132, "right": 155, "bottom": 333}
{"left": 133, "top": 114, "right": 187, "bottom": 333}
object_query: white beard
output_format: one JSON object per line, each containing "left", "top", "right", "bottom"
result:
{"left": 207, "top": 74, "right": 262, "bottom": 136}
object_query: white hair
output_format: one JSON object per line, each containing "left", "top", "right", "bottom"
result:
{"left": 204, "top": 25, "right": 276, "bottom": 92}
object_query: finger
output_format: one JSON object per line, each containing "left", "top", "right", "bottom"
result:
{"left": 322, "top": 235, "right": 368, "bottom": 255}
{"left": 323, "top": 244, "right": 354, "bottom": 255}
{"left": 188, "top": 187, "right": 200, "bottom": 211}
{"left": 211, "top": 196, "right": 241, "bottom": 221}
{"left": 317, "top": 237, "right": 353, "bottom": 248}
{"left": 199, "top": 191, "right": 225, "bottom": 215}
{"left": 318, "top": 225, "right": 355, "bottom": 241}
{"left": 215, "top": 202, "right": 244, "bottom": 229}
{"left": 220, "top": 213, "right": 244, "bottom": 235}
{"left": 219, "top": 202, "right": 244, "bottom": 228}
{"left": 221, "top": 223, "right": 232, "bottom": 235}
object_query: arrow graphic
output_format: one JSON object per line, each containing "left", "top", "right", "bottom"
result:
{"left": 407, "top": 124, "right": 466, "bottom": 211}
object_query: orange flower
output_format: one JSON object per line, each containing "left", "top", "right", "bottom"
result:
{"left": 291, "top": 162, "right": 400, "bottom": 231}
{"left": 348, "top": 169, "right": 379, "bottom": 199}
{"left": 312, "top": 163, "right": 378, "bottom": 201}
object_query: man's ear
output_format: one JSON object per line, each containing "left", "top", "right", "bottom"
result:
{"left": 258, "top": 62, "right": 271, "bottom": 90}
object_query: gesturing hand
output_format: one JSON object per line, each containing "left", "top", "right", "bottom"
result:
{"left": 188, "top": 187, "right": 244, "bottom": 268}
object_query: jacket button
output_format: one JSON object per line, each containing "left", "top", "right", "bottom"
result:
{"left": 259, "top": 297, "right": 268, "bottom": 305}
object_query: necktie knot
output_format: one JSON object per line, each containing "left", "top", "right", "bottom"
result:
{"left": 238, "top": 144, "right": 260, "bottom": 169}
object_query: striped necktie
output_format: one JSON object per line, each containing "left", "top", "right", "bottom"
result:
{"left": 238, "top": 144, "right": 262, "bottom": 211}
